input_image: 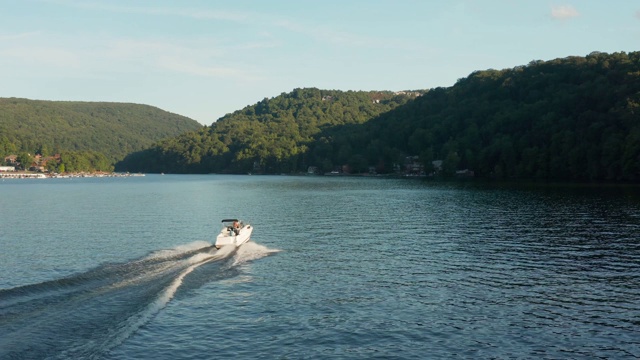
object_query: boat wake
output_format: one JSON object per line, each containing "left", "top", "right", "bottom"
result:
{"left": 0, "top": 241, "right": 277, "bottom": 359}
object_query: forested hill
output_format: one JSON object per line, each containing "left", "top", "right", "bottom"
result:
{"left": 0, "top": 98, "right": 202, "bottom": 161}
{"left": 327, "top": 51, "right": 640, "bottom": 181}
{"left": 116, "top": 89, "right": 420, "bottom": 173}
{"left": 118, "top": 51, "right": 640, "bottom": 182}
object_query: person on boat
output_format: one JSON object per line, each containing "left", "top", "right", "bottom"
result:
{"left": 232, "top": 220, "right": 240, "bottom": 235}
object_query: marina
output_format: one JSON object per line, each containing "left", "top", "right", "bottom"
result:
{"left": 0, "top": 172, "right": 145, "bottom": 179}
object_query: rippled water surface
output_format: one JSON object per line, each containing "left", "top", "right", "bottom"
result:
{"left": 1, "top": 175, "right": 639, "bottom": 359}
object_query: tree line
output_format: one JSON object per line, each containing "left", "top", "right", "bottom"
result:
{"left": 337, "top": 51, "right": 640, "bottom": 181}
{"left": 3, "top": 51, "right": 638, "bottom": 182}
{"left": 117, "top": 51, "right": 640, "bottom": 182}
{"left": 1, "top": 136, "right": 114, "bottom": 173}
{"left": 116, "top": 89, "right": 418, "bottom": 174}
{"left": 0, "top": 99, "right": 202, "bottom": 164}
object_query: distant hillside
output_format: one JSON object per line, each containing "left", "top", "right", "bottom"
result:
{"left": 0, "top": 98, "right": 202, "bottom": 161}
{"left": 116, "top": 88, "right": 420, "bottom": 173}
{"left": 320, "top": 51, "right": 640, "bottom": 181}
{"left": 118, "top": 51, "right": 640, "bottom": 182}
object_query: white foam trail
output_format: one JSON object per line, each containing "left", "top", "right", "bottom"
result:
{"left": 59, "top": 258, "right": 207, "bottom": 358}
{"left": 209, "top": 244, "right": 236, "bottom": 259}
{"left": 145, "top": 240, "right": 212, "bottom": 260}
{"left": 91, "top": 247, "right": 232, "bottom": 355}
{"left": 233, "top": 242, "right": 281, "bottom": 266}
{"left": 110, "top": 245, "right": 234, "bottom": 291}
{"left": 71, "top": 245, "right": 235, "bottom": 355}
{"left": 67, "top": 242, "right": 271, "bottom": 356}
{"left": 107, "top": 261, "right": 178, "bottom": 290}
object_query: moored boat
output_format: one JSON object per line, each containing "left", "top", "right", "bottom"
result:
{"left": 214, "top": 219, "right": 253, "bottom": 249}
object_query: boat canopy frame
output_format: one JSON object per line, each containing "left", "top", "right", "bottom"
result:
{"left": 221, "top": 219, "right": 239, "bottom": 223}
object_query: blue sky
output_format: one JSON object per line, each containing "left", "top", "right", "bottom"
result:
{"left": 1, "top": 0, "right": 638, "bottom": 125}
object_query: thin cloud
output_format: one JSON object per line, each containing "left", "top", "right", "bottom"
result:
{"left": 0, "top": 32, "right": 80, "bottom": 68}
{"left": 636, "top": 10, "right": 640, "bottom": 20}
{"left": 272, "top": 19, "right": 394, "bottom": 49}
{"left": 105, "top": 38, "right": 260, "bottom": 81}
{"left": 44, "top": 0, "right": 381, "bottom": 50}
{"left": 158, "top": 57, "right": 249, "bottom": 79}
{"left": 0, "top": 46, "right": 81, "bottom": 76}
{"left": 41, "top": 0, "right": 248, "bottom": 22}
{"left": 0, "top": 31, "right": 258, "bottom": 82}
{"left": 551, "top": 5, "right": 580, "bottom": 20}
{"left": 0, "top": 31, "right": 41, "bottom": 41}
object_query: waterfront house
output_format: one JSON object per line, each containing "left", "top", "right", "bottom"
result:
{"left": 4, "top": 155, "right": 17, "bottom": 165}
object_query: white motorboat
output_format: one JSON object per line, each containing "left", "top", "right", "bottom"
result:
{"left": 215, "top": 219, "right": 253, "bottom": 249}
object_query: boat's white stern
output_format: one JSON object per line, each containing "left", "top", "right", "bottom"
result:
{"left": 214, "top": 224, "right": 253, "bottom": 249}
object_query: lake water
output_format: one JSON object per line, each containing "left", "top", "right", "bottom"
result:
{"left": 1, "top": 175, "right": 639, "bottom": 359}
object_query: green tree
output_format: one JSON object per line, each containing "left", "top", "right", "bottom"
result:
{"left": 0, "top": 136, "right": 17, "bottom": 159}
{"left": 36, "top": 144, "right": 50, "bottom": 156}
{"left": 46, "top": 160, "right": 58, "bottom": 173}
{"left": 16, "top": 152, "right": 33, "bottom": 170}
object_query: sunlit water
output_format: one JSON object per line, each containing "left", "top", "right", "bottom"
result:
{"left": 1, "top": 175, "right": 639, "bottom": 359}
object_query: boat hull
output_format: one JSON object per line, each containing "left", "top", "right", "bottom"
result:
{"left": 215, "top": 225, "right": 253, "bottom": 249}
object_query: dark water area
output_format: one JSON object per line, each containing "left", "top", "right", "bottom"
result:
{"left": 1, "top": 175, "right": 639, "bottom": 359}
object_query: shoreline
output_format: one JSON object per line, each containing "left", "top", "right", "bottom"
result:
{"left": 0, "top": 172, "right": 145, "bottom": 179}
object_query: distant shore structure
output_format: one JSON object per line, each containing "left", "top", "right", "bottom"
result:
{"left": 0, "top": 172, "right": 47, "bottom": 179}
{"left": 0, "top": 172, "right": 145, "bottom": 179}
